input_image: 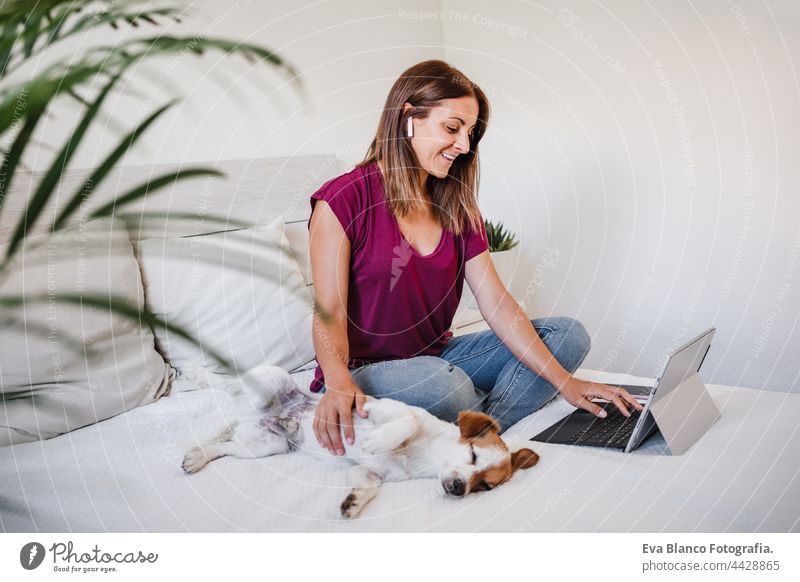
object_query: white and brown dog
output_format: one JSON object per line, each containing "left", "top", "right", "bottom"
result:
{"left": 181, "top": 364, "right": 540, "bottom": 518}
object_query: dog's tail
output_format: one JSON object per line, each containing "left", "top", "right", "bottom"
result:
{"left": 180, "top": 363, "right": 305, "bottom": 416}
{"left": 234, "top": 363, "right": 300, "bottom": 413}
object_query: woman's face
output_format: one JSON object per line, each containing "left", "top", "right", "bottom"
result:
{"left": 404, "top": 96, "right": 479, "bottom": 182}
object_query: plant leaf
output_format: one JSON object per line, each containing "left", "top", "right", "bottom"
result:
{"left": 483, "top": 218, "right": 518, "bottom": 252}
{"left": 114, "top": 210, "right": 252, "bottom": 231}
{"left": 0, "top": 2, "right": 186, "bottom": 79}
{"left": 89, "top": 168, "right": 224, "bottom": 219}
{"left": 0, "top": 292, "right": 236, "bottom": 372}
{"left": 4, "top": 72, "right": 123, "bottom": 261}
{"left": 21, "top": 10, "right": 43, "bottom": 58}
{"left": 53, "top": 99, "right": 179, "bottom": 229}
{"left": 0, "top": 312, "right": 100, "bottom": 359}
{"left": 0, "top": 102, "right": 46, "bottom": 222}
{"left": 0, "top": 17, "right": 20, "bottom": 77}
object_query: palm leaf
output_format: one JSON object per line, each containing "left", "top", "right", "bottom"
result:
{"left": 114, "top": 210, "right": 258, "bottom": 243}
{"left": 0, "top": 37, "right": 302, "bottom": 142}
{"left": 4, "top": 72, "right": 123, "bottom": 261}
{"left": 42, "top": 4, "right": 70, "bottom": 49}
{"left": 115, "top": 210, "right": 253, "bottom": 231}
{"left": 1, "top": 26, "right": 297, "bottom": 253}
{"left": 0, "top": 33, "right": 303, "bottom": 135}
{"left": 0, "top": 313, "right": 101, "bottom": 359}
{"left": 0, "top": 58, "right": 112, "bottom": 136}
{"left": 103, "top": 35, "right": 303, "bottom": 89}
{"left": 53, "top": 99, "right": 179, "bottom": 229}
{"left": 0, "top": 1, "right": 185, "bottom": 79}
{"left": 0, "top": 2, "right": 306, "bottom": 373}
{"left": 21, "top": 10, "right": 44, "bottom": 58}
{"left": 89, "top": 168, "right": 224, "bottom": 219}
{"left": 0, "top": 101, "right": 47, "bottom": 220}
{"left": 0, "top": 19, "right": 17, "bottom": 77}
{"left": 0, "top": 293, "right": 235, "bottom": 372}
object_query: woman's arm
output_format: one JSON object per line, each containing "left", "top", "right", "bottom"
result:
{"left": 309, "top": 200, "right": 368, "bottom": 455}
{"left": 309, "top": 200, "right": 352, "bottom": 385}
{"left": 463, "top": 250, "right": 642, "bottom": 418}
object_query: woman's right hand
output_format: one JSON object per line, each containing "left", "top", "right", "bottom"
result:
{"left": 313, "top": 380, "right": 368, "bottom": 456}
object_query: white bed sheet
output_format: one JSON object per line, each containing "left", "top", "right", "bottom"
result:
{"left": 2, "top": 370, "right": 798, "bottom": 532}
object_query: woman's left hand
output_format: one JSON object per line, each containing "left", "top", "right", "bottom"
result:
{"left": 558, "top": 376, "right": 644, "bottom": 418}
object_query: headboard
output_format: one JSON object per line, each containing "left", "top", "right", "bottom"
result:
{"left": 0, "top": 154, "right": 343, "bottom": 287}
{"left": 2, "top": 153, "right": 487, "bottom": 336}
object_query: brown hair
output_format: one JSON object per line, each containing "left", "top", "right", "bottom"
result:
{"left": 358, "top": 60, "right": 490, "bottom": 236}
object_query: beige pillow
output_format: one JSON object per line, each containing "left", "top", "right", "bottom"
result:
{"left": 0, "top": 217, "right": 173, "bottom": 446}
{"left": 135, "top": 216, "right": 315, "bottom": 379}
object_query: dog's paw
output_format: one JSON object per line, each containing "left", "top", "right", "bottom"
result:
{"left": 361, "top": 398, "right": 405, "bottom": 423}
{"left": 361, "top": 420, "right": 416, "bottom": 455}
{"left": 181, "top": 447, "right": 209, "bottom": 474}
{"left": 360, "top": 425, "right": 395, "bottom": 456}
{"left": 340, "top": 492, "right": 365, "bottom": 519}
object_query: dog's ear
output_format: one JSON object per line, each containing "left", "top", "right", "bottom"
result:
{"left": 458, "top": 411, "right": 501, "bottom": 439}
{"left": 511, "top": 448, "right": 539, "bottom": 471}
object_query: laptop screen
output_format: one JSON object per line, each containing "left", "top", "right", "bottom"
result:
{"left": 624, "top": 328, "right": 716, "bottom": 452}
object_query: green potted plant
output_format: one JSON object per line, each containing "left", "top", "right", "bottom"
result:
{"left": 457, "top": 218, "right": 520, "bottom": 315}
{"left": 484, "top": 218, "right": 519, "bottom": 253}
{"left": 484, "top": 218, "right": 519, "bottom": 291}
{"left": 0, "top": 0, "right": 304, "bottom": 371}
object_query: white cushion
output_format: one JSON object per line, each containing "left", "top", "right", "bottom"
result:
{"left": 0, "top": 217, "right": 174, "bottom": 446}
{"left": 135, "top": 217, "right": 315, "bottom": 378}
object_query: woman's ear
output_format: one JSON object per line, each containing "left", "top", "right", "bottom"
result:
{"left": 402, "top": 102, "right": 414, "bottom": 137}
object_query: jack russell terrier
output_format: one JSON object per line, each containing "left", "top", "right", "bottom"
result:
{"left": 181, "top": 364, "right": 540, "bottom": 518}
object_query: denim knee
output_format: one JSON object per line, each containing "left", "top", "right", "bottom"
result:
{"left": 564, "top": 316, "right": 591, "bottom": 356}
{"left": 534, "top": 316, "right": 591, "bottom": 372}
{"left": 350, "top": 356, "right": 482, "bottom": 422}
{"left": 413, "top": 356, "right": 482, "bottom": 423}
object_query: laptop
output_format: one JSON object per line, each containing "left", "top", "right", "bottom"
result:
{"left": 530, "top": 327, "right": 720, "bottom": 455}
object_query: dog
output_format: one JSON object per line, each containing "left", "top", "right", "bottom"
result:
{"left": 181, "top": 364, "right": 540, "bottom": 518}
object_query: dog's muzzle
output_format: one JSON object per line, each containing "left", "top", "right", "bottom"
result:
{"left": 442, "top": 478, "right": 466, "bottom": 497}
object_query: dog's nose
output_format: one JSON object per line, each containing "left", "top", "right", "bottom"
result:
{"left": 443, "top": 478, "right": 466, "bottom": 497}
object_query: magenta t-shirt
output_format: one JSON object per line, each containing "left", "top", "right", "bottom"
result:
{"left": 307, "top": 161, "right": 489, "bottom": 393}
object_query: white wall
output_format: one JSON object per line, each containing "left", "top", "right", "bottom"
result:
{"left": 13, "top": 0, "right": 798, "bottom": 392}
{"left": 440, "top": 0, "right": 800, "bottom": 392}
{"left": 12, "top": 0, "right": 444, "bottom": 170}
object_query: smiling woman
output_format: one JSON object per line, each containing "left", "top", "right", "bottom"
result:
{"left": 360, "top": 60, "right": 490, "bottom": 237}
{"left": 307, "top": 59, "right": 641, "bottom": 459}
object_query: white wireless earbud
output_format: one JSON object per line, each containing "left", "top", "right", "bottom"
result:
{"left": 406, "top": 116, "right": 414, "bottom": 138}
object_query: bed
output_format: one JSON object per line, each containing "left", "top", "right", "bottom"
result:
{"left": 3, "top": 370, "right": 799, "bottom": 532}
{"left": 1, "top": 156, "right": 798, "bottom": 532}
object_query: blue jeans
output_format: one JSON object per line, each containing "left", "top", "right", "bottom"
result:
{"left": 342, "top": 316, "right": 592, "bottom": 433}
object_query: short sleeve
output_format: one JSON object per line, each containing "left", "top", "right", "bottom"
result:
{"left": 464, "top": 216, "right": 489, "bottom": 262}
{"left": 309, "top": 172, "right": 367, "bottom": 250}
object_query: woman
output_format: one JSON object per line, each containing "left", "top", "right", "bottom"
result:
{"left": 308, "top": 60, "right": 642, "bottom": 456}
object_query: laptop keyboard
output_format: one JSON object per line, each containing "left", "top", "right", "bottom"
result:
{"left": 564, "top": 404, "right": 641, "bottom": 449}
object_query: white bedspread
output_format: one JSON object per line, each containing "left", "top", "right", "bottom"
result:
{"left": 2, "top": 370, "right": 798, "bottom": 532}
